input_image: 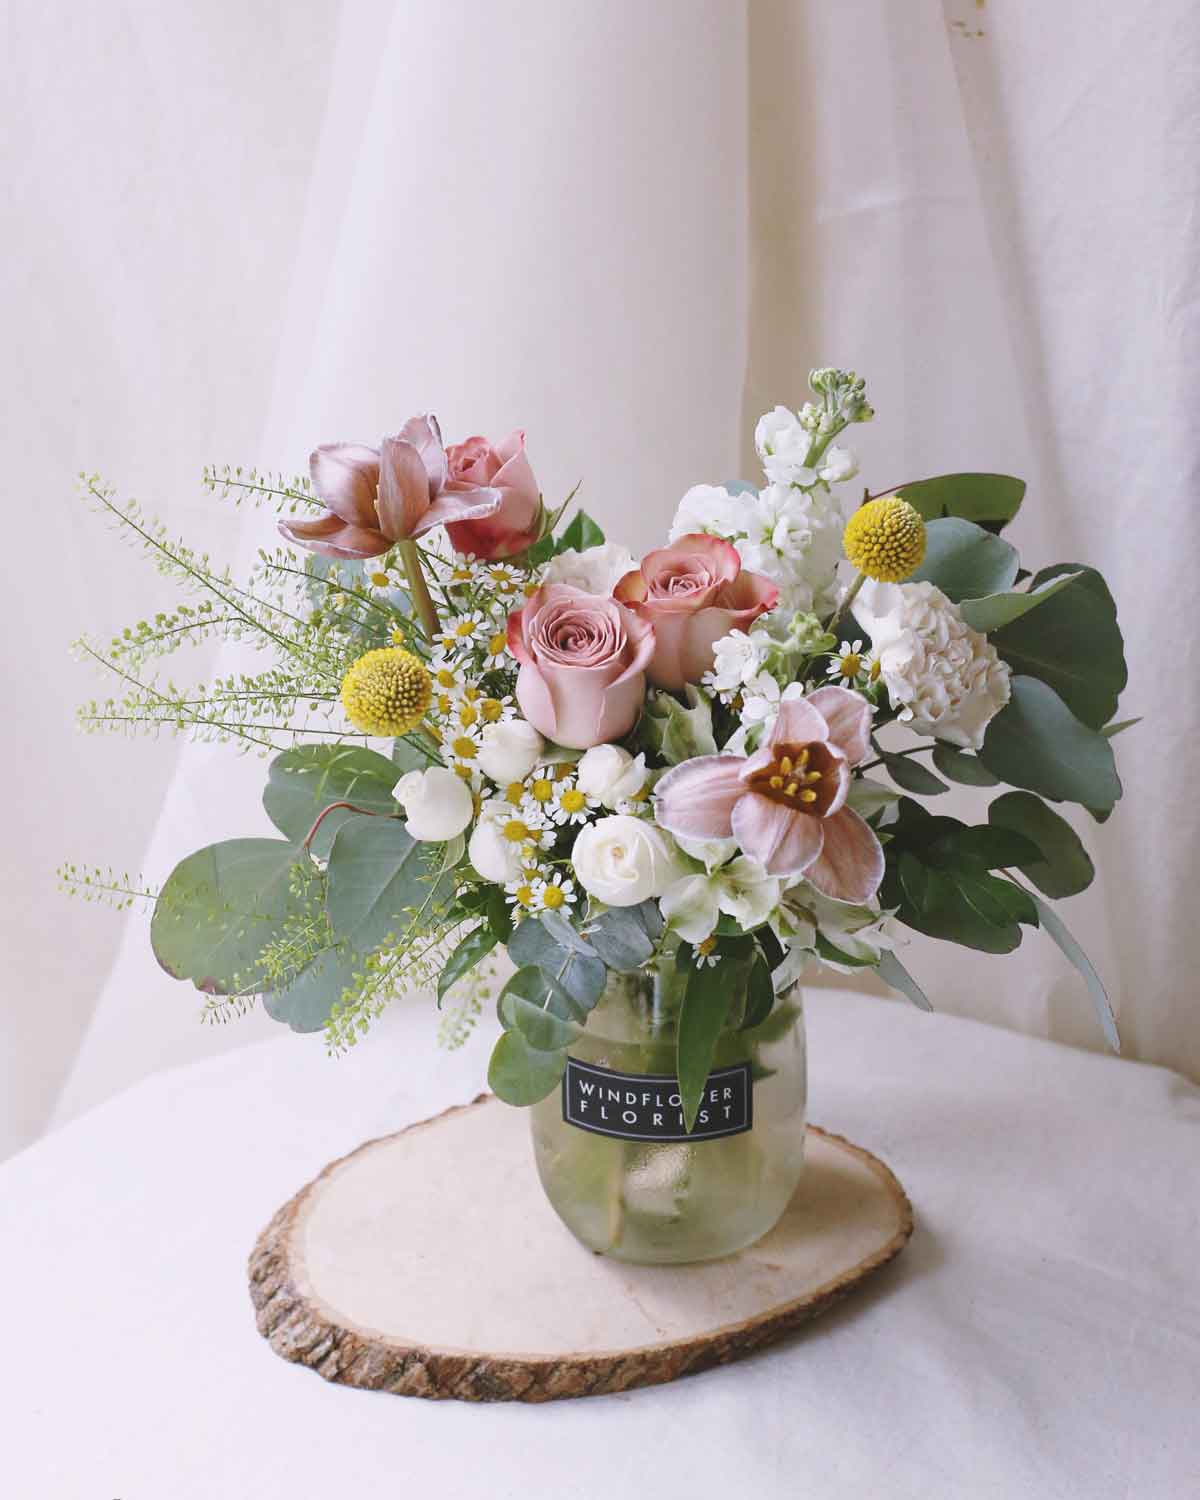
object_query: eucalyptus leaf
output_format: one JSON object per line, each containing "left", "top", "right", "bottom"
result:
{"left": 487, "top": 1029, "right": 567, "bottom": 1106}
{"left": 876, "top": 950, "right": 933, "bottom": 1012}
{"left": 979, "top": 676, "right": 1122, "bottom": 812}
{"left": 1017, "top": 885, "right": 1120, "bottom": 1051}
{"left": 326, "top": 816, "right": 456, "bottom": 953}
{"left": 151, "top": 838, "right": 311, "bottom": 996}
{"left": 959, "top": 571, "right": 1080, "bottom": 633}
{"left": 881, "top": 753, "right": 949, "bottom": 796}
{"left": 506, "top": 915, "right": 607, "bottom": 1014}
{"left": 264, "top": 942, "right": 359, "bottom": 1033}
{"left": 437, "top": 923, "right": 498, "bottom": 1005}
{"left": 931, "top": 743, "right": 1000, "bottom": 786}
{"left": 723, "top": 480, "right": 758, "bottom": 495}
{"left": 583, "top": 903, "right": 659, "bottom": 971}
{"left": 263, "top": 744, "right": 401, "bottom": 858}
{"left": 909, "top": 517, "right": 1019, "bottom": 603}
{"left": 893, "top": 472, "right": 1025, "bottom": 530}
{"left": 498, "top": 968, "right": 583, "bottom": 1050}
{"left": 990, "top": 566, "right": 1126, "bottom": 730}
{"left": 988, "top": 791, "right": 1095, "bottom": 898}
{"left": 677, "top": 960, "right": 737, "bottom": 1132}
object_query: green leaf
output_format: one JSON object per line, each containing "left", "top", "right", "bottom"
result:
{"left": 498, "top": 967, "right": 584, "bottom": 1050}
{"left": 741, "top": 950, "right": 776, "bottom": 1030}
{"left": 931, "top": 743, "right": 1000, "bottom": 786}
{"left": 677, "top": 961, "right": 737, "bottom": 1132}
{"left": 1018, "top": 885, "right": 1120, "bottom": 1051}
{"left": 325, "top": 817, "right": 455, "bottom": 953}
{"left": 557, "top": 509, "right": 605, "bottom": 553}
{"left": 1102, "top": 717, "right": 1141, "bottom": 738}
{"left": 487, "top": 1030, "right": 567, "bottom": 1106}
{"left": 264, "top": 942, "right": 359, "bottom": 1033}
{"left": 583, "top": 902, "right": 661, "bottom": 972}
{"left": 484, "top": 886, "right": 514, "bottom": 942}
{"left": 876, "top": 950, "right": 933, "bottom": 1011}
{"left": 642, "top": 686, "right": 718, "bottom": 764}
{"left": 959, "top": 571, "right": 1081, "bottom": 633}
{"left": 909, "top": 518, "right": 1019, "bottom": 603}
{"left": 888, "top": 854, "right": 1025, "bottom": 953}
{"left": 506, "top": 915, "right": 607, "bottom": 1015}
{"left": 814, "top": 933, "right": 877, "bottom": 968}
{"left": 881, "top": 753, "right": 949, "bottom": 796}
{"left": 894, "top": 473, "right": 1025, "bottom": 531}
{"left": 151, "top": 838, "right": 310, "bottom": 996}
{"left": 987, "top": 791, "right": 1095, "bottom": 898}
{"left": 979, "top": 676, "right": 1122, "bottom": 812}
{"left": 924, "top": 822, "right": 1043, "bottom": 871}
{"left": 437, "top": 923, "right": 498, "bottom": 1005}
{"left": 989, "top": 566, "right": 1126, "bottom": 730}
{"left": 263, "top": 744, "right": 401, "bottom": 859}
{"left": 846, "top": 777, "right": 902, "bottom": 818}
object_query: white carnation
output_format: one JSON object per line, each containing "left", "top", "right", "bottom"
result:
{"left": 542, "top": 542, "right": 637, "bottom": 594}
{"left": 855, "top": 580, "right": 1012, "bottom": 750}
{"left": 668, "top": 483, "right": 748, "bottom": 542}
{"left": 754, "top": 405, "right": 816, "bottom": 487}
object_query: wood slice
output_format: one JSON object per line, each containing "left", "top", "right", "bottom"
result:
{"left": 249, "top": 1094, "right": 912, "bottom": 1402}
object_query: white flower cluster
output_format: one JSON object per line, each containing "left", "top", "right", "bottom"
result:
{"left": 854, "top": 580, "right": 1012, "bottom": 750}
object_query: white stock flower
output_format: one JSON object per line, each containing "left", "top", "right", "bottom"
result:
{"left": 755, "top": 406, "right": 816, "bottom": 487}
{"left": 575, "top": 744, "right": 648, "bottom": 808}
{"left": 393, "top": 767, "right": 473, "bottom": 842}
{"left": 668, "top": 483, "right": 747, "bottom": 542}
{"left": 661, "top": 856, "right": 781, "bottom": 943}
{"left": 737, "top": 484, "right": 845, "bottom": 617}
{"left": 855, "top": 580, "right": 1012, "bottom": 750}
{"left": 572, "top": 815, "right": 680, "bottom": 907}
{"left": 542, "top": 542, "right": 637, "bottom": 594}
{"left": 476, "top": 718, "right": 544, "bottom": 784}
{"left": 704, "top": 629, "right": 769, "bottom": 696}
{"left": 816, "top": 445, "right": 858, "bottom": 484}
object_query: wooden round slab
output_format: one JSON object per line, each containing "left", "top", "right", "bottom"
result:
{"left": 249, "top": 1094, "right": 912, "bottom": 1402}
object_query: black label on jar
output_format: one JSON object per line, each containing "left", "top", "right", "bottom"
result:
{"left": 562, "top": 1057, "right": 752, "bottom": 1142}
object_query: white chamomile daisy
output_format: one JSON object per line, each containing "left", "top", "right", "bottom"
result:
{"left": 436, "top": 610, "right": 487, "bottom": 654}
{"left": 476, "top": 692, "right": 515, "bottom": 726}
{"left": 827, "top": 639, "right": 868, "bottom": 684}
{"left": 445, "top": 553, "right": 478, "bottom": 587}
{"left": 531, "top": 875, "right": 577, "bottom": 913}
{"left": 362, "top": 554, "right": 402, "bottom": 592}
{"left": 523, "top": 770, "right": 559, "bottom": 813}
{"left": 504, "top": 870, "right": 543, "bottom": 913}
{"left": 550, "top": 778, "right": 596, "bottom": 826}
{"left": 482, "top": 624, "right": 512, "bottom": 667}
{"left": 482, "top": 561, "right": 522, "bottom": 600}
{"left": 693, "top": 936, "right": 721, "bottom": 968}
{"left": 441, "top": 725, "right": 483, "bottom": 772}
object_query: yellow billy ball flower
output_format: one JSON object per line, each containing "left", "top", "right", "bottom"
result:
{"left": 843, "top": 496, "right": 926, "bottom": 582}
{"left": 339, "top": 647, "right": 432, "bottom": 737}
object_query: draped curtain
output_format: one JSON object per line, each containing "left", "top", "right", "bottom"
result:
{"left": 7, "top": 0, "right": 1195, "bottom": 1160}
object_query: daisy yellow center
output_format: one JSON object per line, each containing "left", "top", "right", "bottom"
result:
{"left": 842, "top": 497, "right": 926, "bottom": 582}
{"left": 530, "top": 778, "right": 554, "bottom": 803}
{"left": 838, "top": 653, "right": 862, "bottom": 678}
{"left": 504, "top": 781, "right": 526, "bottom": 806}
{"left": 458, "top": 704, "right": 479, "bottom": 728}
{"left": 488, "top": 631, "right": 507, "bottom": 657}
{"left": 451, "top": 735, "right": 478, "bottom": 760}
{"left": 541, "top": 884, "right": 567, "bottom": 910}
{"left": 503, "top": 819, "right": 533, "bottom": 842}
{"left": 454, "top": 620, "right": 476, "bottom": 638}
{"left": 514, "top": 884, "right": 535, "bottom": 907}
{"left": 558, "top": 788, "right": 587, "bottom": 815}
{"left": 479, "top": 697, "right": 505, "bottom": 723}
{"left": 435, "top": 668, "right": 458, "bottom": 689}
{"left": 339, "top": 648, "right": 432, "bottom": 738}
{"left": 369, "top": 570, "right": 390, "bottom": 587}
{"left": 696, "top": 935, "right": 717, "bottom": 957}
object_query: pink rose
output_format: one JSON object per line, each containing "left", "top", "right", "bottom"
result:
{"left": 507, "top": 584, "right": 655, "bottom": 749}
{"left": 613, "top": 534, "right": 778, "bottom": 690}
{"left": 443, "top": 430, "right": 543, "bottom": 560}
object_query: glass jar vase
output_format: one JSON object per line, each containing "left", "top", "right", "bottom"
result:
{"left": 530, "top": 953, "right": 806, "bottom": 1264}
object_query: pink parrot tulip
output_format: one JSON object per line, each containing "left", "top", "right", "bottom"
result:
{"left": 278, "top": 413, "right": 503, "bottom": 560}
{"left": 653, "top": 684, "right": 884, "bottom": 900}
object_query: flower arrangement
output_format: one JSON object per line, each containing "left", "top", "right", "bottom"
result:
{"left": 67, "top": 368, "right": 1130, "bottom": 1131}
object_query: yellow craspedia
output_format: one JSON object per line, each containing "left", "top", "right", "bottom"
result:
{"left": 339, "top": 647, "right": 432, "bottom": 737}
{"left": 843, "top": 496, "right": 926, "bottom": 582}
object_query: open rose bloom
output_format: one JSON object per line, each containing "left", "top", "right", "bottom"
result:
{"left": 614, "top": 534, "right": 777, "bottom": 690}
{"left": 654, "top": 685, "right": 885, "bottom": 902}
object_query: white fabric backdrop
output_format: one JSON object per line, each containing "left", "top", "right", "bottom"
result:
{"left": 6, "top": 0, "right": 1197, "bottom": 1159}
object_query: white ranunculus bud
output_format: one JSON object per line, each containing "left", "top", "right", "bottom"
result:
{"left": 476, "top": 718, "right": 544, "bottom": 784}
{"left": 393, "top": 767, "right": 473, "bottom": 842}
{"left": 468, "top": 817, "right": 523, "bottom": 884}
{"left": 575, "top": 745, "right": 648, "bottom": 809}
{"left": 571, "top": 815, "right": 680, "bottom": 908}
{"left": 542, "top": 542, "right": 638, "bottom": 595}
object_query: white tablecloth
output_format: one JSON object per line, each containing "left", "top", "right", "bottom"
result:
{"left": 4, "top": 991, "right": 1196, "bottom": 1498}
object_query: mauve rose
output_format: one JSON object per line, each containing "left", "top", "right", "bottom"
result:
{"left": 443, "top": 430, "right": 542, "bottom": 560}
{"left": 506, "top": 584, "right": 655, "bottom": 749}
{"left": 613, "top": 534, "right": 778, "bottom": 691}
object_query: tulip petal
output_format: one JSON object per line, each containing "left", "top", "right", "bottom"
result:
{"left": 397, "top": 412, "right": 447, "bottom": 493}
{"left": 375, "top": 437, "right": 436, "bottom": 540}
{"left": 730, "top": 792, "right": 824, "bottom": 878}
{"left": 770, "top": 695, "right": 832, "bottom": 748}
{"left": 308, "top": 443, "right": 380, "bottom": 527}
{"left": 415, "top": 484, "right": 504, "bottom": 536}
{"left": 803, "top": 805, "right": 885, "bottom": 904}
{"left": 804, "top": 684, "right": 874, "bottom": 766}
{"left": 277, "top": 513, "right": 390, "bottom": 559}
{"left": 653, "top": 756, "right": 747, "bottom": 840}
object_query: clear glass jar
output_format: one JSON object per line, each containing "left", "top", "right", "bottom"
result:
{"left": 530, "top": 954, "right": 806, "bottom": 1264}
